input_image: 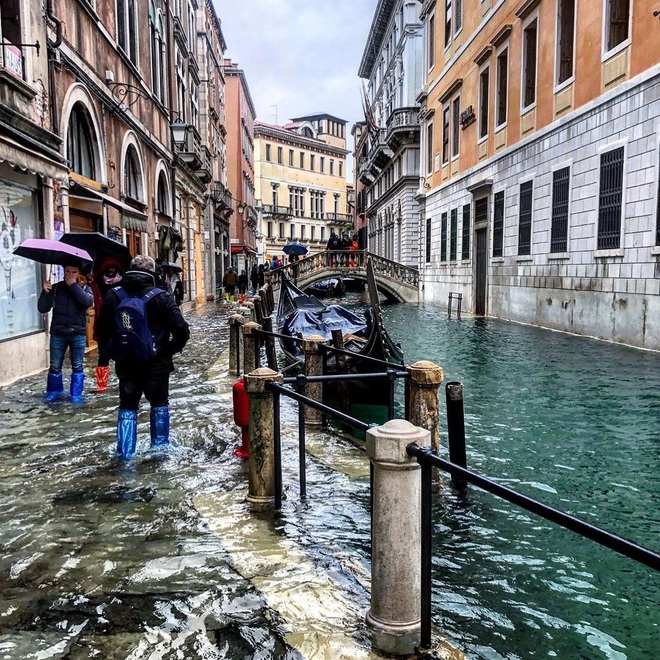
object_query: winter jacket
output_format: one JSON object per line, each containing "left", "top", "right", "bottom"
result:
{"left": 38, "top": 281, "right": 93, "bottom": 336}
{"left": 96, "top": 269, "right": 190, "bottom": 377}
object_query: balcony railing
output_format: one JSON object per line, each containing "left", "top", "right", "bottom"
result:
{"left": 177, "top": 126, "right": 202, "bottom": 169}
{"left": 263, "top": 205, "right": 293, "bottom": 218}
{"left": 325, "top": 213, "right": 352, "bottom": 225}
{"left": 212, "top": 181, "right": 233, "bottom": 210}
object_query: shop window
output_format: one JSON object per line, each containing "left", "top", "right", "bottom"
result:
{"left": 67, "top": 103, "right": 97, "bottom": 180}
{"left": 0, "top": 181, "right": 41, "bottom": 340}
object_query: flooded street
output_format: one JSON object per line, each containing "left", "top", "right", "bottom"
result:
{"left": 0, "top": 299, "right": 658, "bottom": 659}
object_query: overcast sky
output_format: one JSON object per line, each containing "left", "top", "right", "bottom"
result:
{"left": 215, "top": 0, "right": 377, "bottom": 147}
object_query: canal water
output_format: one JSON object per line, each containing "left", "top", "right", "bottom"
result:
{"left": 0, "top": 297, "right": 657, "bottom": 659}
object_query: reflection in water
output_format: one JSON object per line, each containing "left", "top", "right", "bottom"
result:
{"left": 0, "top": 299, "right": 657, "bottom": 659}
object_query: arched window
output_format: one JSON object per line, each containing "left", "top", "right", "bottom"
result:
{"left": 67, "top": 103, "right": 96, "bottom": 180}
{"left": 123, "top": 146, "right": 143, "bottom": 202}
{"left": 156, "top": 171, "right": 169, "bottom": 216}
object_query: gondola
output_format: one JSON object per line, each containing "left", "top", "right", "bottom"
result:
{"left": 276, "top": 259, "right": 404, "bottom": 405}
{"left": 306, "top": 276, "right": 346, "bottom": 298}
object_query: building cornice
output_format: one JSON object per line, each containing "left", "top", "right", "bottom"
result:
{"left": 254, "top": 124, "right": 349, "bottom": 157}
{"left": 358, "top": 0, "right": 398, "bottom": 79}
{"left": 225, "top": 64, "right": 256, "bottom": 120}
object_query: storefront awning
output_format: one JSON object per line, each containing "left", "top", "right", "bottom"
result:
{"left": 0, "top": 134, "right": 68, "bottom": 181}
{"left": 231, "top": 245, "right": 257, "bottom": 255}
{"left": 69, "top": 178, "right": 148, "bottom": 219}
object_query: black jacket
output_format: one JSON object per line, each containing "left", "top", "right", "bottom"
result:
{"left": 38, "top": 281, "right": 93, "bottom": 335}
{"left": 96, "top": 269, "right": 190, "bottom": 377}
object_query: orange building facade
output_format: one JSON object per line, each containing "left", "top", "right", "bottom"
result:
{"left": 419, "top": 0, "right": 660, "bottom": 349}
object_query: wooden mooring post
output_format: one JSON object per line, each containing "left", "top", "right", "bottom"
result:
{"left": 262, "top": 318, "right": 278, "bottom": 370}
{"left": 302, "top": 335, "right": 325, "bottom": 427}
{"left": 406, "top": 361, "right": 443, "bottom": 457}
{"left": 228, "top": 314, "right": 245, "bottom": 376}
{"left": 242, "top": 322, "right": 262, "bottom": 374}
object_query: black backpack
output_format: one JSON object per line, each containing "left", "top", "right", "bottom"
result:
{"left": 109, "top": 287, "right": 165, "bottom": 364}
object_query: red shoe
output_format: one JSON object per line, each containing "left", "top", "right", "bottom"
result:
{"left": 92, "top": 366, "right": 110, "bottom": 393}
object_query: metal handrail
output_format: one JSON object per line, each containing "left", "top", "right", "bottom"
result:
{"left": 406, "top": 443, "right": 660, "bottom": 649}
{"left": 319, "top": 343, "right": 407, "bottom": 371}
{"left": 283, "top": 370, "right": 409, "bottom": 384}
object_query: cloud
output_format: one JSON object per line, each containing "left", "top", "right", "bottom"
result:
{"left": 215, "top": 0, "right": 376, "bottom": 129}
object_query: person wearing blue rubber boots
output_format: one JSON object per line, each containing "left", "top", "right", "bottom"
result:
{"left": 96, "top": 255, "right": 190, "bottom": 460}
{"left": 38, "top": 263, "right": 93, "bottom": 403}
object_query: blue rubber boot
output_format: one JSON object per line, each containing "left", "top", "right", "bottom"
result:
{"left": 150, "top": 406, "right": 170, "bottom": 447}
{"left": 69, "top": 372, "right": 85, "bottom": 404}
{"left": 117, "top": 410, "right": 138, "bottom": 460}
{"left": 44, "top": 371, "right": 64, "bottom": 403}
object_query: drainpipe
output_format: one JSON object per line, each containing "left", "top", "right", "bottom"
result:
{"left": 164, "top": 0, "right": 177, "bottom": 259}
{"left": 45, "top": 0, "right": 63, "bottom": 135}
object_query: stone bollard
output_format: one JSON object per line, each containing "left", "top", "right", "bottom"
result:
{"left": 302, "top": 334, "right": 325, "bottom": 427}
{"left": 242, "top": 322, "right": 262, "bottom": 374}
{"left": 245, "top": 367, "right": 284, "bottom": 512}
{"left": 228, "top": 314, "right": 246, "bottom": 376}
{"left": 407, "top": 361, "right": 443, "bottom": 457}
{"left": 366, "top": 419, "right": 430, "bottom": 655}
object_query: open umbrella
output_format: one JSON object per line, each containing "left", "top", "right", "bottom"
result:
{"left": 282, "top": 242, "right": 308, "bottom": 256}
{"left": 59, "top": 232, "right": 131, "bottom": 272}
{"left": 162, "top": 261, "right": 183, "bottom": 273}
{"left": 13, "top": 238, "right": 93, "bottom": 267}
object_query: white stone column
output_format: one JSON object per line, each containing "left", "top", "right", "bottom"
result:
{"left": 365, "top": 419, "right": 431, "bottom": 656}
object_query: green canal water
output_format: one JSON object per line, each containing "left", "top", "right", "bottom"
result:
{"left": 374, "top": 299, "right": 659, "bottom": 659}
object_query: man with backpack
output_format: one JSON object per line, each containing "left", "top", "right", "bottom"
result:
{"left": 96, "top": 255, "right": 190, "bottom": 460}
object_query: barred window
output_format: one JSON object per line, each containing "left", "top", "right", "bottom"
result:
{"left": 450, "top": 208, "right": 458, "bottom": 261}
{"left": 551, "top": 167, "right": 570, "bottom": 252}
{"left": 492, "top": 191, "right": 504, "bottom": 257}
{"left": 441, "top": 212, "right": 448, "bottom": 262}
{"left": 461, "top": 203, "right": 471, "bottom": 260}
{"left": 425, "top": 217, "right": 432, "bottom": 263}
{"left": 597, "top": 147, "right": 624, "bottom": 249}
{"left": 518, "top": 181, "right": 533, "bottom": 255}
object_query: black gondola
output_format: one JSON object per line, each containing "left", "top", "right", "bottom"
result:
{"left": 306, "top": 277, "right": 346, "bottom": 298}
{"left": 276, "top": 259, "right": 404, "bottom": 405}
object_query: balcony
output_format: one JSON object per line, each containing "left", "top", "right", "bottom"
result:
{"left": 197, "top": 146, "right": 212, "bottom": 183}
{"left": 177, "top": 125, "right": 202, "bottom": 170}
{"left": 211, "top": 181, "right": 233, "bottom": 215}
{"left": 325, "top": 212, "right": 353, "bottom": 226}
{"left": 371, "top": 128, "right": 394, "bottom": 170}
{"left": 386, "top": 107, "right": 420, "bottom": 150}
{"left": 172, "top": 15, "right": 187, "bottom": 49}
{"left": 357, "top": 157, "right": 375, "bottom": 186}
{"left": 262, "top": 204, "right": 292, "bottom": 219}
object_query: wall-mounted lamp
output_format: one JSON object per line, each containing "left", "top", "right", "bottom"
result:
{"left": 170, "top": 119, "right": 189, "bottom": 148}
{"left": 237, "top": 202, "right": 246, "bottom": 215}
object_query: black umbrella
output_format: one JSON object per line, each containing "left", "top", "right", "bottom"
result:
{"left": 59, "top": 232, "right": 131, "bottom": 272}
{"left": 162, "top": 261, "right": 183, "bottom": 273}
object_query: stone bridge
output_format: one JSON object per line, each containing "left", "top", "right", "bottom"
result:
{"left": 267, "top": 250, "right": 419, "bottom": 303}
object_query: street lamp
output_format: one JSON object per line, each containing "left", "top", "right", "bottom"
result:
{"left": 237, "top": 202, "right": 246, "bottom": 215}
{"left": 170, "top": 119, "right": 188, "bottom": 148}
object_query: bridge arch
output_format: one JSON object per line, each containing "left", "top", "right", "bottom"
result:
{"left": 268, "top": 251, "right": 419, "bottom": 304}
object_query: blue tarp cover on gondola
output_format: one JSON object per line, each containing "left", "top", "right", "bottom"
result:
{"left": 282, "top": 305, "right": 367, "bottom": 356}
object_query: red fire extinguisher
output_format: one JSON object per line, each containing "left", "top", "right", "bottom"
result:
{"left": 232, "top": 377, "right": 250, "bottom": 459}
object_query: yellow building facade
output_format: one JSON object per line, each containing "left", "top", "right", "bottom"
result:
{"left": 254, "top": 114, "right": 351, "bottom": 263}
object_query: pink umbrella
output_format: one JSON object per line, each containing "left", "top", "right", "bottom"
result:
{"left": 14, "top": 238, "right": 93, "bottom": 266}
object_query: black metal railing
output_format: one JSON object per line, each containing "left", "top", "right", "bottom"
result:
{"left": 406, "top": 382, "right": 660, "bottom": 650}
